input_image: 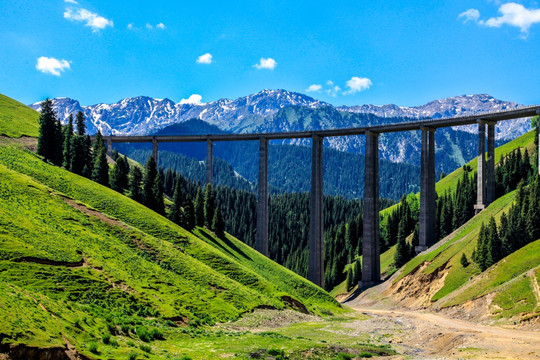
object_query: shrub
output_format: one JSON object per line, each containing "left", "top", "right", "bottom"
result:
{"left": 121, "top": 324, "right": 131, "bottom": 334}
{"left": 128, "top": 353, "right": 137, "bottom": 360}
{"left": 126, "top": 340, "right": 136, "bottom": 347}
{"left": 109, "top": 338, "right": 119, "bottom": 347}
{"left": 139, "top": 344, "right": 152, "bottom": 353}
{"left": 88, "top": 342, "right": 98, "bottom": 354}
{"left": 357, "top": 351, "right": 373, "bottom": 358}
{"left": 461, "top": 253, "right": 470, "bottom": 267}
{"left": 164, "top": 320, "right": 177, "bottom": 327}
{"left": 102, "top": 333, "right": 111, "bottom": 344}
{"left": 267, "top": 349, "right": 285, "bottom": 356}
{"left": 150, "top": 328, "right": 164, "bottom": 340}
{"left": 136, "top": 325, "right": 151, "bottom": 342}
{"left": 335, "top": 353, "right": 352, "bottom": 360}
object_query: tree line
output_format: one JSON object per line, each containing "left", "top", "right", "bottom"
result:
{"left": 389, "top": 133, "right": 538, "bottom": 270}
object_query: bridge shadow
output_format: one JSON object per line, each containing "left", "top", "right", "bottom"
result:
{"left": 198, "top": 229, "right": 252, "bottom": 261}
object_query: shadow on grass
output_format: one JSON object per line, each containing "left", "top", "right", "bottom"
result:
{"left": 197, "top": 228, "right": 252, "bottom": 261}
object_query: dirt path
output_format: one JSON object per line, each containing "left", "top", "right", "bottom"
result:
{"left": 350, "top": 307, "right": 540, "bottom": 359}
{"left": 529, "top": 269, "right": 540, "bottom": 308}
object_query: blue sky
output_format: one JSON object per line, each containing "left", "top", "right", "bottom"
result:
{"left": 1, "top": 0, "right": 540, "bottom": 107}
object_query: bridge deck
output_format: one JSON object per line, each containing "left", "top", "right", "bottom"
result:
{"left": 100, "top": 106, "right": 540, "bottom": 142}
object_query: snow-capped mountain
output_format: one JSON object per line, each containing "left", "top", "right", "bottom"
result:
{"left": 31, "top": 90, "right": 533, "bottom": 173}
{"left": 31, "top": 91, "right": 530, "bottom": 142}
{"left": 31, "top": 89, "right": 330, "bottom": 136}
{"left": 338, "top": 94, "right": 528, "bottom": 140}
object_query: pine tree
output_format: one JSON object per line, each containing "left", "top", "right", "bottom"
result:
{"left": 345, "top": 267, "right": 353, "bottom": 291}
{"left": 62, "top": 114, "right": 74, "bottom": 169}
{"left": 153, "top": 171, "right": 165, "bottom": 215}
{"left": 143, "top": 155, "right": 158, "bottom": 210}
{"left": 212, "top": 207, "right": 225, "bottom": 238}
{"left": 486, "top": 216, "right": 501, "bottom": 268}
{"left": 75, "top": 111, "right": 86, "bottom": 135}
{"left": 168, "top": 179, "right": 183, "bottom": 224}
{"left": 37, "top": 99, "right": 63, "bottom": 165}
{"left": 526, "top": 176, "right": 540, "bottom": 242}
{"left": 91, "top": 131, "right": 109, "bottom": 186}
{"left": 475, "top": 223, "right": 488, "bottom": 271}
{"left": 110, "top": 156, "right": 129, "bottom": 193}
{"left": 129, "top": 166, "right": 143, "bottom": 202}
{"left": 394, "top": 219, "right": 409, "bottom": 268}
{"left": 194, "top": 187, "right": 204, "bottom": 227}
{"left": 183, "top": 196, "right": 195, "bottom": 231}
{"left": 69, "top": 135, "right": 85, "bottom": 174}
{"left": 204, "top": 183, "right": 216, "bottom": 228}
{"left": 355, "top": 257, "right": 362, "bottom": 282}
{"left": 460, "top": 253, "right": 469, "bottom": 267}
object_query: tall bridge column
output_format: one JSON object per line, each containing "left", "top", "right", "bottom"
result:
{"left": 475, "top": 121, "right": 487, "bottom": 213}
{"left": 152, "top": 137, "right": 158, "bottom": 167}
{"left": 256, "top": 138, "right": 269, "bottom": 256}
{"left": 486, "top": 122, "right": 496, "bottom": 205}
{"left": 361, "top": 131, "right": 380, "bottom": 288}
{"left": 417, "top": 127, "right": 436, "bottom": 252}
{"left": 206, "top": 139, "right": 213, "bottom": 185}
{"left": 309, "top": 135, "right": 324, "bottom": 288}
{"left": 107, "top": 138, "right": 112, "bottom": 158}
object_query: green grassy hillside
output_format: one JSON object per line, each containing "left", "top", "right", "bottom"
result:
{"left": 2, "top": 142, "right": 388, "bottom": 359}
{"left": 388, "top": 187, "right": 540, "bottom": 322}
{"left": 0, "top": 94, "right": 39, "bottom": 137}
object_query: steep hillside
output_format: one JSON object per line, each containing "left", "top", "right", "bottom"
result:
{"left": 0, "top": 94, "right": 39, "bottom": 137}
{"left": 1, "top": 142, "right": 399, "bottom": 359}
{"left": 351, "top": 186, "right": 540, "bottom": 326}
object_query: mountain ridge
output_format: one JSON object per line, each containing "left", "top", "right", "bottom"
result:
{"left": 30, "top": 90, "right": 531, "bottom": 141}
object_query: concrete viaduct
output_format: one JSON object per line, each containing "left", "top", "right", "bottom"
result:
{"left": 101, "top": 106, "right": 540, "bottom": 289}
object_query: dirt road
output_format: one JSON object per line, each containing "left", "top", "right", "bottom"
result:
{"left": 350, "top": 307, "right": 540, "bottom": 359}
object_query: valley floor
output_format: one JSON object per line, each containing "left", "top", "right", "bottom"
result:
{"left": 347, "top": 306, "right": 540, "bottom": 359}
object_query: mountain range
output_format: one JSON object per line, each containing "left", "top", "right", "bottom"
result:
{"left": 31, "top": 90, "right": 530, "bottom": 140}
{"left": 31, "top": 90, "right": 534, "bottom": 176}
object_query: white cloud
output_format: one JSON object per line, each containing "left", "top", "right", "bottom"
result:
{"left": 156, "top": 23, "right": 166, "bottom": 30}
{"left": 64, "top": 0, "right": 79, "bottom": 4}
{"left": 127, "top": 23, "right": 135, "bottom": 30}
{"left": 306, "top": 84, "right": 322, "bottom": 92}
{"left": 36, "top": 56, "right": 71, "bottom": 76}
{"left": 480, "top": 2, "right": 540, "bottom": 36}
{"left": 458, "top": 9, "right": 481, "bottom": 23}
{"left": 197, "top": 53, "right": 213, "bottom": 64}
{"left": 64, "top": 8, "right": 113, "bottom": 31}
{"left": 326, "top": 85, "right": 341, "bottom": 97}
{"left": 460, "top": 3, "right": 540, "bottom": 38}
{"left": 253, "top": 57, "right": 277, "bottom": 70}
{"left": 180, "top": 94, "right": 204, "bottom": 105}
{"left": 145, "top": 23, "right": 153, "bottom": 30}
{"left": 344, "top": 76, "right": 372, "bottom": 94}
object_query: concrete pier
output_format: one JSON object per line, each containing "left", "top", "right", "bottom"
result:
{"left": 475, "top": 121, "right": 486, "bottom": 212}
{"left": 417, "top": 127, "right": 436, "bottom": 252}
{"left": 361, "top": 131, "right": 380, "bottom": 288}
{"left": 486, "top": 123, "right": 496, "bottom": 205}
{"left": 152, "top": 137, "right": 158, "bottom": 167}
{"left": 309, "top": 135, "right": 324, "bottom": 288}
{"left": 256, "top": 138, "right": 269, "bottom": 256}
{"left": 206, "top": 139, "right": 213, "bottom": 185}
{"left": 107, "top": 138, "right": 112, "bottom": 158}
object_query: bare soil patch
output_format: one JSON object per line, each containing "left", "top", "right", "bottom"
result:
{"left": 348, "top": 307, "right": 540, "bottom": 359}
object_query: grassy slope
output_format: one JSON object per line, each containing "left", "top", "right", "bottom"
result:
{"left": 443, "top": 239, "right": 540, "bottom": 317}
{"left": 0, "top": 143, "right": 357, "bottom": 359}
{"left": 379, "top": 130, "right": 536, "bottom": 218}
{"left": 390, "top": 130, "right": 537, "bottom": 309}
{"left": 0, "top": 94, "right": 39, "bottom": 137}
